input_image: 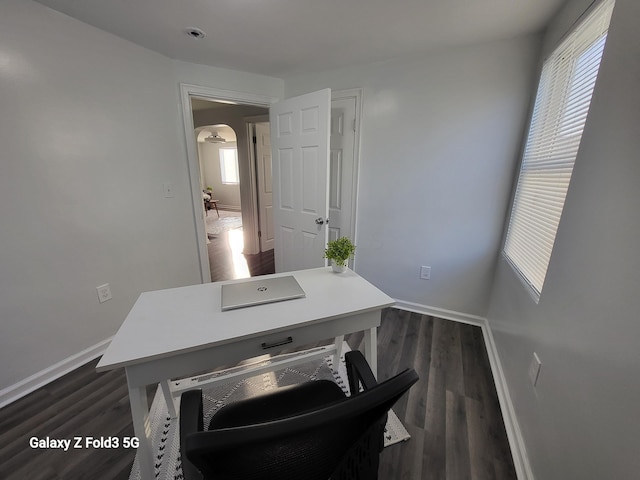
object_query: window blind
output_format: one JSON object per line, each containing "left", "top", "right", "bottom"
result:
{"left": 503, "top": 0, "right": 615, "bottom": 300}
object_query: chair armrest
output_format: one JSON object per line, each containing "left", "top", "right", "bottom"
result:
{"left": 181, "top": 389, "right": 204, "bottom": 434}
{"left": 180, "top": 389, "right": 205, "bottom": 480}
{"left": 345, "top": 350, "right": 378, "bottom": 395}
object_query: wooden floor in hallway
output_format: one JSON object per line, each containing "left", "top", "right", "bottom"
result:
{"left": 0, "top": 309, "right": 516, "bottom": 479}
{"left": 205, "top": 209, "right": 274, "bottom": 282}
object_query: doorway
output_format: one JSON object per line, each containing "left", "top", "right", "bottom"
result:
{"left": 180, "top": 85, "right": 362, "bottom": 283}
{"left": 195, "top": 123, "right": 256, "bottom": 281}
{"left": 189, "top": 95, "right": 273, "bottom": 281}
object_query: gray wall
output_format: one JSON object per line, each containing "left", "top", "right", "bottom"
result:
{"left": 7, "top": 2, "right": 638, "bottom": 476}
{"left": 0, "top": 0, "right": 282, "bottom": 392}
{"left": 285, "top": 37, "right": 541, "bottom": 316}
{"left": 486, "top": 0, "right": 640, "bottom": 477}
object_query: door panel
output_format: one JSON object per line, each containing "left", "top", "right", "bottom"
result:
{"left": 302, "top": 147, "right": 321, "bottom": 213}
{"left": 278, "top": 148, "right": 294, "bottom": 209}
{"left": 328, "top": 148, "right": 343, "bottom": 244}
{"left": 329, "top": 151, "right": 343, "bottom": 211}
{"left": 270, "top": 89, "right": 331, "bottom": 272}
{"left": 328, "top": 97, "right": 357, "bottom": 261}
{"left": 280, "top": 226, "right": 295, "bottom": 272}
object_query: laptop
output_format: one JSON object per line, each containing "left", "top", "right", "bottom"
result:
{"left": 221, "top": 275, "right": 306, "bottom": 311}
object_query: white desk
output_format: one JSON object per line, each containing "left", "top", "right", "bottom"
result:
{"left": 96, "top": 267, "right": 394, "bottom": 480}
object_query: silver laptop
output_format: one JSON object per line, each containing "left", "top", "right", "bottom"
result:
{"left": 221, "top": 275, "right": 306, "bottom": 311}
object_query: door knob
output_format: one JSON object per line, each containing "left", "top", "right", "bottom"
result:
{"left": 315, "top": 217, "right": 328, "bottom": 225}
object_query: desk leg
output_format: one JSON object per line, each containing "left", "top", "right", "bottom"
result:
{"left": 333, "top": 335, "right": 344, "bottom": 368}
{"left": 126, "top": 373, "right": 154, "bottom": 480}
{"left": 160, "top": 380, "right": 178, "bottom": 418}
{"left": 363, "top": 327, "right": 378, "bottom": 379}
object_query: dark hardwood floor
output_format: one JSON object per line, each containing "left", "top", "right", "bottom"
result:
{"left": 244, "top": 249, "right": 275, "bottom": 278}
{"left": 0, "top": 360, "right": 137, "bottom": 479}
{"left": 206, "top": 210, "right": 274, "bottom": 282}
{"left": 0, "top": 309, "right": 515, "bottom": 479}
{"left": 360, "top": 309, "right": 516, "bottom": 480}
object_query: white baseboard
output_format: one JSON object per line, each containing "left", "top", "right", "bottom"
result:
{"left": 217, "top": 204, "right": 241, "bottom": 211}
{"left": 0, "top": 337, "right": 112, "bottom": 409}
{"left": 392, "top": 300, "right": 534, "bottom": 480}
{"left": 479, "top": 319, "right": 535, "bottom": 480}
{"left": 393, "top": 299, "right": 487, "bottom": 327}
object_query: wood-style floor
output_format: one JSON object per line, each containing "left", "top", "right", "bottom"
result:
{"left": 360, "top": 309, "right": 516, "bottom": 480}
{"left": 0, "top": 309, "right": 515, "bottom": 479}
{"left": 0, "top": 359, "right": 137, "bottom": 479}
{"left": 206, "top": 210, "right": 275, "bottom": 282}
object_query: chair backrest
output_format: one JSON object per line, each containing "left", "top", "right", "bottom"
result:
{"left": 184, "top": 368, "right": 418, "bottom": 480}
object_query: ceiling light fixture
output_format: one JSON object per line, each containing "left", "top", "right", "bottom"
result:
{"left": 205, "top": 132, "right": 226, "bottom": 143}
{"left": 186, "top": 27, "right": 206, "bottom": 39}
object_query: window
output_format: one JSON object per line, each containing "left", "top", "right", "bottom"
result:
{"left": 219, "top": 147, "right": 239, "bottom": 184}
{"left": 503, "top": 0, "right": 615, "bottom": 301}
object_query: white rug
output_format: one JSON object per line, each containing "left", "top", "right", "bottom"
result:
{"left": 206, "top": 210, "right": 242, "bottom": 236}
{"left": 128, "top": 345, "right": 410, "bottom": 480}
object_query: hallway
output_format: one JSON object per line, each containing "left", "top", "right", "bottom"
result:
{"left": 205, "top": 209, "right": 274, "bottom": 281}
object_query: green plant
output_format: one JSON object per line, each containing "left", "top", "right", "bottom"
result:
{"left": 206, "top": 186, "right": 213, "bottom": 191}
{"left": 323, "top": 237, "right": 356, "bottom": 267}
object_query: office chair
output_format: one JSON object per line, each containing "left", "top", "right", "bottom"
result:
{"left": 179, "top": 350, "right": 418, "bottom": 480}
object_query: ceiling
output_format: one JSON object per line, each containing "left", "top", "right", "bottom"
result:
{"left": 34, "top": 0, "right": 565, "bottom": 77}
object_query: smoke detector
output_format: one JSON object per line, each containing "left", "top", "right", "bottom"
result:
{"left": 186, "top": 27, "right": 206, "bottom": 39}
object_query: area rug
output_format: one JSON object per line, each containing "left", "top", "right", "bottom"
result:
{"left": 206, "top": 210, "right": 242, "bottom": 236}
{"left": 128, "top": 344, "right": 410, "bottom": 480}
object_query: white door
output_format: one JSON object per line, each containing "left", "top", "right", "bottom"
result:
{"left": 328, "top": 96, "right": 358, "bottom": 256}
{"left": 255, "top": 122, "right": 274, "bottom": 252}
{"left": 270, "top": 89, "right": 331, "bottom": 273}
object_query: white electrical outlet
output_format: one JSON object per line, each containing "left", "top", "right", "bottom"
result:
{"left": 528, "top": 352, "right": 542, "bottom": 386}
{"left": 420, "top": 266, "right": 431, "bottom": 280}
{"left": 96, "top": 284, "right": 112, "bottom": 303}
{"left": 163, "top": 182, "right": 174, "bottom": 198}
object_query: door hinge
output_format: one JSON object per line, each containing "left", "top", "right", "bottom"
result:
{"left": 353, "top": 119, "right": 356, "bottom": 132}
{"left": 253, "top": 135, "right": 257, "bottom": 144}
{"left": 258, "top": 230, "right": 262, "bottom": 237}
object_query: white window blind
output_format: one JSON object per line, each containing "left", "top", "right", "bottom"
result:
{"left": 503, "top": 0, "right": 615, "bottom": 300}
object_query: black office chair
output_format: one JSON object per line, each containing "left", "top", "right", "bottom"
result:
{"left": 179, "top": 350, "right": 418, "bottom": 480}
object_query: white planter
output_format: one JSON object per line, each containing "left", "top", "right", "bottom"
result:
{"left": 331, "top": 262, "right": 347, "bottom": 273}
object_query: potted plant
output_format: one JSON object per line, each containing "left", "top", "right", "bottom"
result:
{"left": 324, "top": 237, "right": 356, "bottom": 273}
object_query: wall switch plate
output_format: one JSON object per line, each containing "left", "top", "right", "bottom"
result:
{"left": 163, "top": 182, "right": 174, "bottom": 198}
{"left": 529, "top": 352, "right": 542, "bottom": 386}
{"left": 420, "top": 266, "right": 431, "bottom": 280}
{"left": 96, "top": 284, "right": 112, "bottom": 303}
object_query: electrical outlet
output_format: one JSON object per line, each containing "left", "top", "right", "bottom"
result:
{"left": 163, "top": 182, "right": 174, "bottom": 198}
{"left": 528, "top": 352, "right": 542, "bottom": 386}
{"left": 420, "top": 266, "right": 431, "bottom": 280}
{"left": 96, "top": 284, "right": 112, "bottom": 303}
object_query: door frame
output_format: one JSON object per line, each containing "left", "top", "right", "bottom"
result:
{"left": 244, "top": 114, "right": 271, "bottom": 253}
{"left": 179, "top": 83, "right": 278, "bottom": 283}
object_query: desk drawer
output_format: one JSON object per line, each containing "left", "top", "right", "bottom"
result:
{"left": 126, "top": 310, "right": 380, "bottom": 387}
{"left": 236, "top": 327, "right": 323, "bottom": 359}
